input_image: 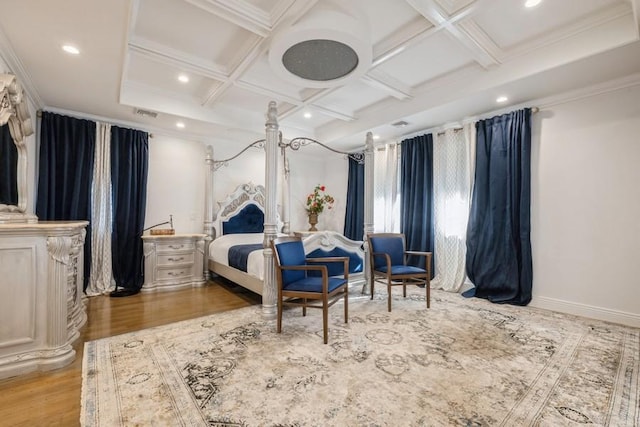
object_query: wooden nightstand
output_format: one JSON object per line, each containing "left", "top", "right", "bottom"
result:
{"left": 141, "top": 234, "right": 206, "bottom": 292}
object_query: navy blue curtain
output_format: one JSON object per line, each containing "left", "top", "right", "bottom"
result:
{"left": 344, "top": 156, "right": 364, "bottom": 241}
{"left": 110, "top": 126, "right": 149, "bottom": 291}
{"left": 0, "top": 124, "right": 18, "bottom": 205}
{"left": 400, "top": 134, "right": 434, "bottom": 270}
{"left": 465, "top": 108, "right": 532, "bottom": 305}
{"left": 36, "top": 112, "right": 96, "bottom": 290}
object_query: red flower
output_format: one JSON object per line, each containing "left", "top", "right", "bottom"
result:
{"left": 305, "top": 184, "right": 334, "bottom": 214}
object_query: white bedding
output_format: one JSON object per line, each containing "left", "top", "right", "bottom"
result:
{"left": 208, "top": 233, "right": 265, "bottom": 280}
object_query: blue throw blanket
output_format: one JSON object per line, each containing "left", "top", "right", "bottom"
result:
{"left": 228, "top": 244, "right": 263, "bottom": 272}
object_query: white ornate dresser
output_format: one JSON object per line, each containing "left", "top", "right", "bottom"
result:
{"left": 0, "top": 221, "right": 88, "bottom": 379}
{"left": 141, "top": 234, "right": 206, "bottom": 292}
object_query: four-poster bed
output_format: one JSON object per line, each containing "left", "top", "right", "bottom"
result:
{"left": 203, "top": 102, "right": 375, "bottom": 316}
{"left": 205, "top": 182, "right": 367, "bottom": 295}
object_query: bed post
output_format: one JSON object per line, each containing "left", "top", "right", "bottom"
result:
{"left": 262, "top": 101, "right": 279, "bottom": 317}
{"left": 282, "top": 154, "right": 291, "bottom": 235}
{"left": 363, "top": 132, "right": 375, "bottom": 294}
{"left": 204, "top": 145, "right": 215, "bottom": 281}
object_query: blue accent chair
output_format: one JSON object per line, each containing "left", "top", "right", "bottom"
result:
{"left": 367, "top": 233, "right": 432, "bottom": 312}
{"left": 272, "top": 236, "right": 349, "bottom": 344}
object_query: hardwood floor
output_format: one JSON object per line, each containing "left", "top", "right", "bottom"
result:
{"left": 0, "top": 279, "right": 261, "bottom": 426}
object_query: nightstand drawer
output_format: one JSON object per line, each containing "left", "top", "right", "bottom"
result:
{"left": 156, "top": 267, "right": 192, "bottom": 281}
{"left": 157, "top": 253, "right": 194, "bottom": 266}
{"left": 156, "top": 242, "right": 195, "bottom": 253}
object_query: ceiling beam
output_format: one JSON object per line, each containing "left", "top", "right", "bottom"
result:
{"left": 199, "top": 0, "right": 319, "bottom": 108}
{"left": 361, "top": 70, "right": 413, "bottom": 100}
{"left": 311, "top": 104, "right": 357, "bottom": 122}
{"left": 269, "top": 0, "right": 319, "bottom": 28}
{"left": 405, "top": 0, "right": 501, "bottom": 68}
{"left": 234, "top": 80, "right": 302, "bottom": 106}
{"left": 183, "top": 0, "right": 272, "bottom": 37}
{"left": 277, "top": 86, "right": 357, "bottom": 122}
{"left": 128, "top": 37, "right": 229, "bottom": 81}
{"left": 372, "top": 19, "right": 438, "bottom": 67}
{"left": 201, "top": 37, "right": 265, "bottom": 106}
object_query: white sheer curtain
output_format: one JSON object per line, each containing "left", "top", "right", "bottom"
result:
{"left": 86, "top": 122, "right": 115, "bottom": 296}
{"left": 431, "top": 123, "right": 476, "bottom": 292}
{"left": 373, "top": 143, "right": 401, "bottom": 232}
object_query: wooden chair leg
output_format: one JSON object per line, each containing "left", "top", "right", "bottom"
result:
{"left": 344, "top": 289, "right": 348, "bottom": 324}
{"left": 323, "top": 304, "right": 329, "bottom": 344}
{"left": 403, "top": 281, "right": 407, "bottom": 298}
{"left": 370, "top": 276, "right": 374, "bottom": 300}
{"left": 303, "top": 298, "right": 307, "bottom": 316}
{"left": 277, "top": 299, "right": 282, "bottom": 333}
{"left": 387, "top": 282, "right": 392, "bottom": 312}
{"left": 426, "top": 278, "right": 430, "bottom": 308}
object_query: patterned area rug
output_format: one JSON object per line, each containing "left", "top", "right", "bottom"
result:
{"left": 81, "top": 289, "right": 640, "bottom": 426}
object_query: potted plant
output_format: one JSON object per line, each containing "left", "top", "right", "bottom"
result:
{"left": 305, "top": 184, "right": 334, "bottom": 231}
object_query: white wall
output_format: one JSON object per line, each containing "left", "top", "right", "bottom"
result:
{"left": 530, "top": 82, "right": 640, "bottom": 326}
{"left": 287, "top": 148, "right": 348, "bottom": 233}
{"left": 144, "top": 137, "right": 350, "bottom": 236}
{"left": 145, "top": 135, "right": 206, "bottom": 233}
{"left": 210, "top": 142, "right": 267, "bottom": 209}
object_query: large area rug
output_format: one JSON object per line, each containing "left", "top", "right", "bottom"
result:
{"left": 81, "top": 289, "right": 640, "bottom": 426}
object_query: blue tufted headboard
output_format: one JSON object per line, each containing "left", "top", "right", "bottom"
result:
{"left": 222, "top": 203, "right": 264, "bottom": 235}
{"left": 213, "top": 183, "right": 274, "bottom": 238}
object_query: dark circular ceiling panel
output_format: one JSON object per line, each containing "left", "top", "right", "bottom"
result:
{"left": 282, "top": 39, "right": 359, "bottom": 81}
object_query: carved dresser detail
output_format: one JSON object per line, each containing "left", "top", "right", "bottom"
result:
{"left": 0, "top": 221, "right": 88, "bottom": 379}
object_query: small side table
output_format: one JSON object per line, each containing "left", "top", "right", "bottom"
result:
{"left": 141, "top": 233, "right": 206, "bottom": 292}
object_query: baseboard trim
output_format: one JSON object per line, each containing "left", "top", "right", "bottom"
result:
{"left": 529, "top": 296, "right": 640, "bottom": 328}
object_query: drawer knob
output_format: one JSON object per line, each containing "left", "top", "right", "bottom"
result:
{"left": 168, "top": 271, "right": 185, "bottom": 276}
{"left": 168, "top": 257, "right": 184, "bottom": 262}
{"left": 169, "top": 244, "right": 184, "bottom": 249}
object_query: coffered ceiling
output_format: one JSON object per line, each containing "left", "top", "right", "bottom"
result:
{"left": 0, "top": 0, "right": 639, "bottom": 150}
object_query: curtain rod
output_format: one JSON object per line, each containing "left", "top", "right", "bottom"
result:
{"left": 36, "top": 109, "right": 154, "bottom": 138}
{"left": 402, "top": 106, "right": 539, "bottom": 140}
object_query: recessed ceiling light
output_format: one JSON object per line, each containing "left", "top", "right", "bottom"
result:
{"left": 496, "top": 96, "right": 508, "bottom": 103}
{"left": 373, "top": 135, "right": 380, "bottom": 140}
{"left": 525, "top": 0, "right": 541, "bottom": 8}
{"left": 303, "top": 112, "right": 312, "bottom": 119}
{"left": 62, "top": 45, "right": 80, "bottom": 55}
{"left": 178, "top": 74, "right": 189, "bottom": 83}
{"left": 176, "top": 122, "right": 185, "bottom": 129}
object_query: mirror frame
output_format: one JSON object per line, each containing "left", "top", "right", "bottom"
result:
{"left": 0, "top": 73, "right": 36, "bottom": 223}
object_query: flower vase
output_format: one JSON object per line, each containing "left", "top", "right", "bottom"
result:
{"left": 308, "top": 213, "right": 318, "bottom": 231}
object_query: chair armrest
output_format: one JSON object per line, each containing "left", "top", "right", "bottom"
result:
{"left": 371, "top": 252, "right": 393, "bottom": 272}
{"left": 306, "top": 257, "right": 349, "bottom": 278}
{"left": 280, "top": 265, "right": 325, "bottom": 272}
{"left": 405, "top": 250, "right": 431, "bottom": 256}
{"left": 278, "top": 264, "right": 334, "bottom": 292}
{"left": 404, "top": 251, "right": 432, "bottom": 272}
{"left": 371, "top": 252, "right": 391, "bottom": 259}
{"left": 306, "top": 256, "right": 349, "bottom": 263}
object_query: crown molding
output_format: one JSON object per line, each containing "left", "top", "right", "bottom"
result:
{"left": 0, "top": 26, "right": 43, "bottom": 109}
